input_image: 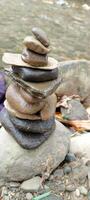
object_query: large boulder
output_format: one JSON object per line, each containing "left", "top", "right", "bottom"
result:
{"left": 56, "top": 60, "right": 90, "bottom": 107}
{"left": 0, "top": 120, "right": 70, "bottom": 182}
{"left": 70, "top": 132, "right": 90, "bottom": 164}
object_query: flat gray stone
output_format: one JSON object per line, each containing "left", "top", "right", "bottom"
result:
{"left": 21, "top": 176, "right": 42, "bottom": 192}
{"left": 0, "top": 120, "right": 70, "bottom": 182}
{"left": 61, "top": 99, "right": 88, "bottom": 120}
{"left": 5, "top": 70, "right": 61, "bottom": 98}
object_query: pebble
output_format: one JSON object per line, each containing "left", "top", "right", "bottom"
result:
{"left": 65, "top": 153, "right": 76, "bottom": 162}
{"left": 22, "top": 48, "right": 48, "bottom": 67}
{"left": 72, "top": 165, "right": 88, "bottom": 181}
{"left": 63, "top": 166, "right": 72, "bottom": 174}
{"left": 9, "top": 182, "right": 20, "bottom": 188}
{"left": 23, "top": 36, "right": 50, "bottom": 55}
{"left": 32, "top": 27, "right": 49, "bottom": 47}
{"left": 20, "top": 176, "right": 42, "bottom": 192}
{"left": 75, "top": 188, "right": 80, "bottom": 197}
{"left": 53, "top": 168, "right": 64, "bottom": 180}
{"left": 65, "top": 184, "right": 76, "bottom": 192}
{"left": 26, "top": 192, "right": 33, "bottom": 200}
{"left": 79, "top": 186, "right": 88, "bottom": 195}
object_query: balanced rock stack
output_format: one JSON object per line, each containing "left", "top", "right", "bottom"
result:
{"left": 0, "top": 27, "right": 61, "bottom": 150}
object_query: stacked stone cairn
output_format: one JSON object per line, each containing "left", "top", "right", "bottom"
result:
{"left": 0, "top": 27, "right": 61, "bottom": 149}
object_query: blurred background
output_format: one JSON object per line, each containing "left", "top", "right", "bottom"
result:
{"left": 0, "top": 0, "right": 90, "bottom": 68}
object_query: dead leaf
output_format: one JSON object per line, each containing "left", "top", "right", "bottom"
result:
{"left": 56, "top": 95, "right": 80, "bottom": 108}
{"left": 56, "top": 113, "right": 90, "bottom": 132}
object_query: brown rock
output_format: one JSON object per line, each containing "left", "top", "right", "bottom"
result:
{"left": 40, "top": 93, "right": 57, "bottom": 120}
{"left": 6, "top": 70, "right": 61, "bottom": 99}
{"left": 6, "top": 83, "right": 45, "bottom": 114}
{"left": 4, "top": 100, "right": 41, "bottom": 120}
{"left": 23, "top": 36, "right": 50, "bottom": 55}
{"left": 20, "top": 87, "right": 41, "bottom": 104}
{"left": 32, "top": 27, "right": 49, "bottom": 47}
{"left": 22, "top": 48, "right": 48, "bottom": 67}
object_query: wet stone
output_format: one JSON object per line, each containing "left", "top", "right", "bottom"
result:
{"left": 32, "top": 27, "right": 50, "bottom": 47}
{"left": 12, "top": 65, "right": 58, "bottom": 82}
{"left": 0, "top": 108, "right": 55, "bottom": 149}
{"left": 22, "top": 48, "right": 48, "bottom": 67}
{"left": 23, "top": 36, "right": 50, "bottom": 55}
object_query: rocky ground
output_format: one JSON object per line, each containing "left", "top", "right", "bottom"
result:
{"left": 0, "top": 153, "right": 90, "bottom": 200}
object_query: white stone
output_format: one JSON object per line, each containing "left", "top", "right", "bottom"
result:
{"left": 21, "top": 176, "right": 42, "bottom": 192}
{"left": 26, "top": 193, "right": 33, "bottom": 200}
{"left": 0, "top": 120, "right": 70, "bottom": 182}
{"left": 75, "top": 189, "right": 80, "bottom": 197}
{"left": 79, "top": 186, "right": 87, "bottom": 195}
{"left": 70, "top": 133, "right": 90, "bottom": 164}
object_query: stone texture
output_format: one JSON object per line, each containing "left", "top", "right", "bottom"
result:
{"left": 5, "top": 100, "right": 41, "bottom": 120}
{"left": 26, "top": 193, "right": 33, "bottom": 200}
{"left": 10, "top": 115, "right": 55, "bottom": 134}
{"left": 12, "top": 65, "right": 58, "bottom": 82}
{"left": 40, "top": 94, "right": 57, "bottom": 120}
{"left": 63, "top": 166, "right": 72, "bottom": 174}
{"left": 32, "top": 27, "right": 50, "bottom": 47}
{"left": 21, "top": 176, "right": 42, "bottom": 192}
{"left": 20, "top": 87, "right": 41, "bottom": 104}
{"left": 6, "top": 83, "right": 45, "bottom": 114}
{"left": 0, "top": 108, "right": 55, "bottom": 149}
{"left": 61, "top": 99, "right": 88, "bottom": 120}
{"left": 79, "top": 186, "right": 87, "bottom": 195}
{"left": 55, "top": 60, "right": 90, "bottom": 107}
{"left": 6, "top": 69, "right": 61, "bottom": 98}
{"left": 70, "top": 132, "right": 90, "bottom": 164}
{"left": 23, "top": 36, "right": 50, "bottom": 54}
{"left": 0, "top": 120, "right": 70, "bottom": 181}
{"left": 22, "top": 48, "right": 48, "bottom": 67}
